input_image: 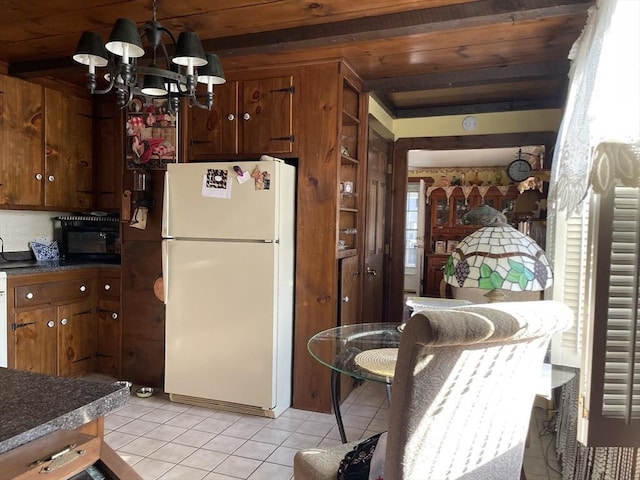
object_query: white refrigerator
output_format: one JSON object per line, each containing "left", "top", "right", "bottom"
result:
{"left": 162, "top": 158, "right": 295, "bottom": 418}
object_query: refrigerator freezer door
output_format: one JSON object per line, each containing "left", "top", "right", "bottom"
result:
{"left": 164, "top": 161, "right": 288, "bottom": 241}
{"left": 164, "top": 239, "right": 288, "bottom": 410}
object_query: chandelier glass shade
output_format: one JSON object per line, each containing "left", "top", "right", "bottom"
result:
{"left": 72, "top": 2, "right": 225, "bottom": 111}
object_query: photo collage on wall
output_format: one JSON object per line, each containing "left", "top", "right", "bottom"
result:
{"left": 125, "top": 97, "right": 177, "bottom": 170}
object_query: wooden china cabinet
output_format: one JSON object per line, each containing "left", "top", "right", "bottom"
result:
{"left": 423, "top": 185, "right": 519, "bottom": 297}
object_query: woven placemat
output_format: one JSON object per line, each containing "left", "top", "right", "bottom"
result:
{"left": 354, "top": 348, "right": 399, "bottom": 378}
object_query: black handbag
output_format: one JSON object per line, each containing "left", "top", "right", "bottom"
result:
{"left": 337, "top": 433, "right": 383, "bottom": 480}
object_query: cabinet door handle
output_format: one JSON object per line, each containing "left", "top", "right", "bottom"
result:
{"left": 269, "top": 86, "right": 296, "bottom": 94}
{"left": 104, "top": 284, "right": 111, "bottom": 290}
{"left": 11, "top": 321, "right": 36, "bottom": 330}
{"left": 97, "top": 308, "right": 118, "bottom": 319}
{"left": 342, "top": 296, "right": 349, "bottom": 303}
{"left": 60, "top": 318, "right": 68, "bottom": 326}
{"left": 35, "top": 173, "right": 43, "bottom": 181}
{"left": 47, "top": 321, "right": 55, "bottom": 328}
{"left": 80, "top": 285, "right": 86, "bottom": 292}
{"left": 48, "top": 175, "right": 55, "bottom": 182}
{"left": 227, "top": 113, "right": 235, "bottom": 121}
{"left": 366, "top": 267, "right": 377, "bottom": 276}
{"left": 270, "top": 135, "right": 295, "bottom": 142}
{"left": 242, "top": 113, "right": 251, "bottom": 121}
{"left": 25, "top": 292, "right": 34, "bottom": 300}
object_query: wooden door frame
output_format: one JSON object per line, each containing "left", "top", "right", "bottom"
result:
{"left": 387, "top": 132, "right": 558, "bottom": 323}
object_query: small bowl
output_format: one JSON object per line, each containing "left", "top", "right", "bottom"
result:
{"left": 113, "top": 380, "right": 132, "bottom": 391}
{"left": 136, "top": 387, "right": 154, "bottom": 398}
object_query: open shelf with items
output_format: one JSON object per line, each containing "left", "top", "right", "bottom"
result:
{"left": 337, "top": 77, "right": 362, "bottom": 258}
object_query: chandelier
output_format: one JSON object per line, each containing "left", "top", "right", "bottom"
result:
{"left": 71, "top": 0, "right": 225, "bottom": 111}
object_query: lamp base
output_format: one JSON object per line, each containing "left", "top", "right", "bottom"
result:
{"left": 484, "top": 289, "right": 507, "bottom": 303}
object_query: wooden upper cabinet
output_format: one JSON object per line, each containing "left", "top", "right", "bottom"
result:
{"left": 0, "top": 75, "right": 94, "bottom": 210}
{"left": 44, "top": 88, "right": 93, "bottom": 210}
{"left": 241, "top": 76, "right": 294, "bottom": 154}
{"left": 187, "top": 75, "right": 295, "bottom": 159}
{"left": 189, "top": 81, "right": 239, "bottom": 157}
{"left": 0, "top": 75, "right": 44, "bottom": 206}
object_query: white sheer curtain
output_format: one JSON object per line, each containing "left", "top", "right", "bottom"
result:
{"left": 547, "top": 1, "right": 640, "bottom": 477}
{"left": 547, "top": 0, "right": 640, "bottom": 220}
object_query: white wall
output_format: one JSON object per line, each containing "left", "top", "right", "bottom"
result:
{"left": 0, "top": 210, "right": 68, "bottom": 252}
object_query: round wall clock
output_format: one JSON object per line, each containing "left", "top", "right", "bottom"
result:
{"left": 462, "top": 116, "right": 478, "bottom": 131}
{"left": 506, "top": 158, "right": 533, "bottom": 182}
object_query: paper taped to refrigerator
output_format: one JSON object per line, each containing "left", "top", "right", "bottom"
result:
{"left": 202, "top": 169, "right": 232, "bottom": 198}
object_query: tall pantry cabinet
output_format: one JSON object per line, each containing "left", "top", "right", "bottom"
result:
{"left": 292, "top": 62, "right": 367, "bottom": 413}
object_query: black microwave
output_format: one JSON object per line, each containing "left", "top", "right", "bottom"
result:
{"left": 54, "top": 215, "right": 120, "bottom": 263}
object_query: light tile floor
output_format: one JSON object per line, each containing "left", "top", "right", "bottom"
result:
{"left": 93, "top": 376, "right": 562, "bottom": 479}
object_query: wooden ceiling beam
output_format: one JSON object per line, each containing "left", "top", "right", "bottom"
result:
{"left": 9, "top": 0, "right": 590, "bottom": 78}
{"left": 362, "top": 61, "right": 570, "bottom": 93}
{"left": 395, "top": 97, "right": 565, "bottom": 118}
{"left": 208, "top": 0, "right": 591, "bottom": 57}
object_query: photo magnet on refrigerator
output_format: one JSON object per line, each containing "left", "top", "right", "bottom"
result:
{"left": 233, "top": 165, "right": 251, "bottom": 184}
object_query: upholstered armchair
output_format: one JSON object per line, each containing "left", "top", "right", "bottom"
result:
{"left": 294, "top": 301, "right": 573, "bottom": 479}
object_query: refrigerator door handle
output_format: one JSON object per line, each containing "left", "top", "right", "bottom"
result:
{"left": 161, "top": 239, "right": 169, "bottom": 305}
{"left": 161, "top": 171, "right": 169, "bottom": 239}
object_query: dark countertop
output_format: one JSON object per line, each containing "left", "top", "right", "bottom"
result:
{"left": 0, "top": 260, "right": 120, "bottom": 276}
{"left": 0, "top": 368, "right": 128, "bottom": 454}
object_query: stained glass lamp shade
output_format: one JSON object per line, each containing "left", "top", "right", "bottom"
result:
{"left": 443, "top": 207, "right": 553, "bottom": 302}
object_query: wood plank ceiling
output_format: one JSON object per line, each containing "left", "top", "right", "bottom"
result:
{"left": 0, "top": 0, "right": 593, "bottom": 118}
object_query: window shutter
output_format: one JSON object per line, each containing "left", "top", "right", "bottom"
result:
{"left": 550, "top": 202, "right": 592, "bottom": 368}
{"left": 583, "top": 186, "right": 640, "bottom": 446}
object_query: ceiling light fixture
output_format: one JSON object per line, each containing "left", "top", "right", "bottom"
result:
{"left": 72, "top": 0, "right": 225, "bottom": 111}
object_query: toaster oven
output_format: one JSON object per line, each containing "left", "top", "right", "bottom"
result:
{"left": 54, "top": 215, "right": 120, "bottom": 263}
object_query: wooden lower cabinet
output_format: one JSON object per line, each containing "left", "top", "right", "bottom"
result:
{"left": 12, "top": 300, "right": 96, "bottom": 377}
{"left": 338, "top": 255, "right": 362, "bottom": 402}
{"left": 7, "top": 268, "right": 121, "bottom": 378}
{"left": 95, "top": 270, "right": 121, "bottom": 378}
{"left": 13, "top": 307, "right": 58, "bottom": 376}
{"left": 58, "top": 300, "right": 96, "bottom": 377}
{"left": 96, "top": 299, "right": 120, "bottom": 378}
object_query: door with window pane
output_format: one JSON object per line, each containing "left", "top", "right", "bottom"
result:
{"left": 404, "top": 185, "right": 419, "bottom": 293}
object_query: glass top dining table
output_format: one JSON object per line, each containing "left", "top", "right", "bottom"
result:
{"left": 306, "top": 319, "right": 577, "bottom": 444}
{"left": 307, "top": 322, "right": 402, "bottom": 443}
{"left": 307, "top": 322, "right": 402, "bottom": 384}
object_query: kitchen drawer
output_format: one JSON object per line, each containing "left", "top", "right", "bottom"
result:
{"left": 14, "top": 278, "right": 93, "bottom": 308}
{"left": 0, "top": 430, "right": 100, "bottom": 480}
